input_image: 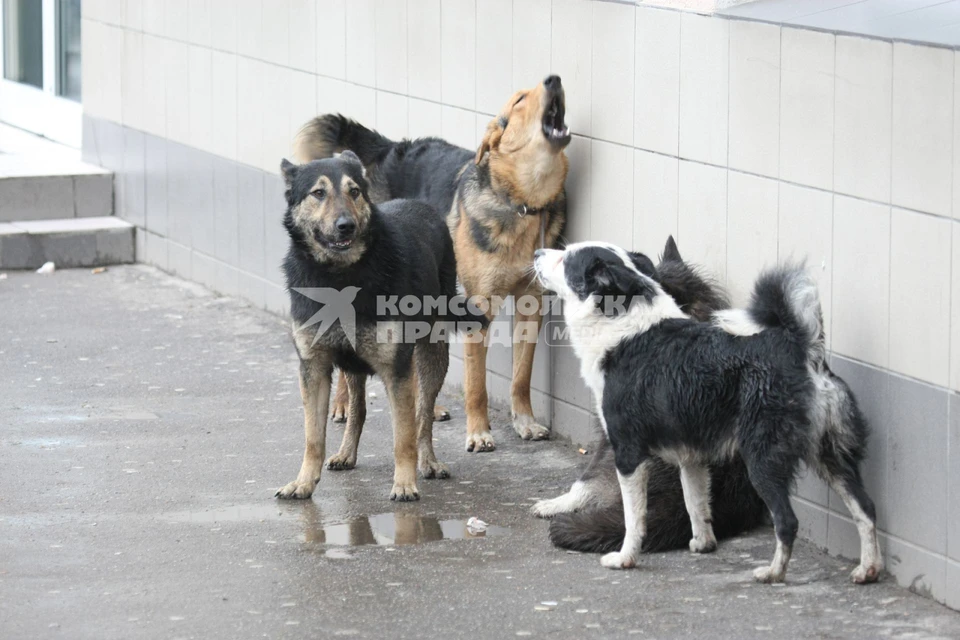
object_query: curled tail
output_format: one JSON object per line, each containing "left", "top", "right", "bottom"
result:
{"left": 748, "top": 264, "right": 825, "bottom": 366}
{"left": 293, "top": 114, "right": 395, "bottom": 165}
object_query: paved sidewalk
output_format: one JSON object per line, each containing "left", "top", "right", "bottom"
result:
{"left": 2, "top": 265, "right": 958, "bottom": 639}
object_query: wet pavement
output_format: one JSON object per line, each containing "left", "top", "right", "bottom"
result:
{"left": 2, "top": 265, "right": 959, "bottom": 639}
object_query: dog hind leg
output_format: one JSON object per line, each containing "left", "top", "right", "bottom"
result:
{"left": 464, "top": 326, "right": 495, "bottom": 452}
{"left": 326, "top": 372, "right": 367, "bottom": 470}
{"left": 747, "top": 471, "right": 798, "bottom": 583}
{"left": 415, "top": 341, "right": 451, "bottom": 479}
{"left": 680, "top": 462, "right": 717, "bottom": 553}
{"left": 330, "top": 370, "right": 349, "bottom": 423}
{"left": 601, "top": 460, "right": 652, "bottom": 570}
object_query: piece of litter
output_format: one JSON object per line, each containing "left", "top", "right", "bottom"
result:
{"left": 91, "top": 267, "right": 107, "bottom": 274}
{"left": 466, "top": 517, "right": 487, "bottom": 534}
{"left": 36, "top": 262, "right": 56, "bottom": 274}
{"left": 534, "top": 605, "right": 552, "bottom": 611}
{"left": 540, "top": 601, "right": 558, "bottom": 607}
{"left": 578, "top": 448, "right": 588, "bottom": 455}
{"left": 368, "top": 392, "right": 377, "bottom": 398}
{"left": 0, "top": 273, "right": 7, "bottom": 280}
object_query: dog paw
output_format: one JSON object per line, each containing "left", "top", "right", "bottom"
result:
{"left": 419, "top": 458, "right": 450, "bottom": 480}
{"left": 325, "top": 452, "right": 356, "bottom": 471}
{"left": 689, "top": 535, "right": 717, "bottom": 554}
{"left": 850, "top": 563, "right": 881, "bottom": 584}
{"left": 275, "top": 478, "right": 318, "bottom": 500}
{"left": 513, "top": 415, "right": 550, "bottom": 441}
{"left": 753, "top": 565, "right": 786, "bottom": 584}
{"left": 531, "top": 496, "right": 572, "bottom": 519}
{"left": 330, "top": 402, "right": 347, "bottom": 424}
{"left": 434, "top": 405, "right": 451, "bottom": 422}
{"left": 465, "top": 431, "right": 496, "bottom": 453}
{"left": 600, "top": 551, "right": 635, "bottom": 570}
{"left": 389, "top": 481, "right": 420, "bottom": 502}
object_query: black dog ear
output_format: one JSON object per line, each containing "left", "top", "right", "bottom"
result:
{"left": 627, "top": 251, "right": 657, "bottom": 279}
{"left": 337, "top": 149, "right": 368, "bottom": 182}
{"left": 280, "top": 158, "right": 298, "bottom": 186}
{"left": 590, "top": 261, "right": 658, "bottom": 315}
{"left": 661, "top": 235, "right": 682, "bottom": 263}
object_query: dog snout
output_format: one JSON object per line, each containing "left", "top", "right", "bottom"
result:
{"left": 335, "top": 215, "right": 356, "bottom": 236}
{"left": 544, "top": 75, "right": 561, "bottom": 91}
{"left": 534, "top": 248, "right": 546, "bottom": 259}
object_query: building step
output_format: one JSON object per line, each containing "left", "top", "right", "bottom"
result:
{"left": 0, "top": 155, "right": 114, "bottom": 222}
{"left": 0, "top": 217, "right": 134, "bottom": 270}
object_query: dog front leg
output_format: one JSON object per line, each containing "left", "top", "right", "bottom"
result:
{"left": 511, "top": 296, "right": 549, "bottom": 441}
{"left": 601, "top": 461, "right": 651, "bottom": 569}
{"left": 385, "top": 372, "right": 420, "bottom": 501}
{"left": 464, "top": 326, "right": 494, "bottom": 452}
{"left": 326, "top": 372, "right": 367, "bottom": 470}
{"left": 276, "top": 357, "right": 332, "bottom": 499}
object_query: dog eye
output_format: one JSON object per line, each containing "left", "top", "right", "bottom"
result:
{"left": 514, "top": 94, "right": 525, "bottom": 106}
{"left": 348, "top": 187, "right": 361, "bottom": 199}
{"left": 311, "top": 188, "right": 326, "bottom": 199}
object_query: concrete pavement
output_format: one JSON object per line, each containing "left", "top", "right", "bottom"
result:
{"left": 2, "top": 265, "right": 958, "bottom": 639}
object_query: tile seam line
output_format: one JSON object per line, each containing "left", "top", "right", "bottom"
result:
{"left": 98, "top": 117, "right": 960, "bottom": 227}
{"left": 89, "top": 9, "right": 960, "bottom": 55}
{"left": 793, "top": 495, "right": 952, "bottom": 561}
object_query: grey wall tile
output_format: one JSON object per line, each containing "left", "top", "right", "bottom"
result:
{"left": 550, "top": 399, "right": 596, "bottom": 449}
{"left": 81, "top": 115, "right": 101, "bottom": 166}
{"left": 237, "top": 164, "right": 265, "bottom": 277}
{"left": 144, "top": 134, "right": 169, "bottom": 237}
{"left": 216, "top": 261, "right": 241, "bottom": 298}
{"left": 238, "top": 270, "right": 266, "bottom": 309}
{"left": 143, "top": 231, "right": 169, "bottom": 271}
{"left": 135, "top": 226, "right": 146, "bottom": 262}
{"left": 550, "top": 337, "right": 593, "bottom": 411}
{"left": 795, "top": 464, "right": 829, "bottom": 508}
{"left": 187, "top": 148, "right": 216, "bottom": 257}
{"left": 96, "top": 227, "right": 135, "bottom": 264}
{"left": 165, "top": 141, "right": 194, "bottom": 247}
{"left": 262, "top": 172, "right": 287, "bottom": 286}
{"left": 949, "top": 394, "right": 960, "bottom": 561}
{"left": 167, "top": 239, "right": 192, "bottom": 278}
{"left": 97, "top": 119, "right": 125, "bottom": 175}
{"left": 191, "top": 250, "right": 217, "bottom": 290}
{"left": 826, "top": 512, "right": 865, "bottom": 564}
{"left": 75, "top": 174, "right": 114, "bottom": 218}
{"left": 118, "top": 128, "right": 145, "bottom": 225}
{"left": 792, "top": 499, "right": 828, "bottom": 550}
{"left": 485, "top": 312, "right": 513, "bottom": 382}
{"left": 883, "top": 374, "right": 949, "bottom": 555}
{"left": 264, "top": 282, "right": 290, "bottom": 317}
{"left": 213, "top": 157, "right": 239, "bottom": 267}
{"left": 830, "top": 356, "right": 890, "bottom": 530}
{"left": 885, "top": 534, "right": 947, "bottom": 603}
{"left": 948, "top": 560, "right": 960, "bottom": 610}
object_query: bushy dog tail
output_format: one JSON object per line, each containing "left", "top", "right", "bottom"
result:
{"left": 741, "top": 265, "right": 826, "bottom": 367}
{"left": 293, "top": 114, "right": 394, "bottom": 165}
{"left": 549, "top": 506, "right": 626, "bottom": 554}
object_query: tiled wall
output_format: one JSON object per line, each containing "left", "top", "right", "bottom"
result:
{"left": 80, "top": 0, "right": 958, "bottom": 608}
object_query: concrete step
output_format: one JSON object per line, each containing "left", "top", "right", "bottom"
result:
{"left": 0, "top": 217, "right": 135, "bottom": 270}
{"left": 0, "top": 155, "right": 114, "bottom": 222}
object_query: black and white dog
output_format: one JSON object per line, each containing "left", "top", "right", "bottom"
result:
{"left": 533, "top": 242, "right": 882, "bottom": 584}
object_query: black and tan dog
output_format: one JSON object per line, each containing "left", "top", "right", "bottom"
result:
{"left": 275, "top": 152, "right": 482, "bottom": 502}
{"left": 295, "top": 76, "right": 571, "bottom": 454}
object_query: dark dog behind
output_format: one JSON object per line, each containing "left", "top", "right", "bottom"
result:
{"left": 534, "top": 237, "right": 768, "bottom": 553}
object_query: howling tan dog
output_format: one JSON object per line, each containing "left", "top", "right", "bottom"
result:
{"left": 294, "top": 75, "right": 570, "bottom": 458}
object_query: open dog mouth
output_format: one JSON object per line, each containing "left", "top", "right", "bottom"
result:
{"left": 542, "top": 95, "right": 571, "bottom": 146}
{"left": 314, "top": 229, "right": 354, "bottom": 252}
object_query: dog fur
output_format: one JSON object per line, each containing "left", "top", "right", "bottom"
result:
{"left": 534, "top": 242, "right": 883, "bottom": 584}
{"left": 294, "top": 76, "right": 571, "bottom": 454}
{"left": 275, "top": 152, "right": 483, "bottom": 503}
{"left": 533, "top": 237, "right": 768, "bottom": 555}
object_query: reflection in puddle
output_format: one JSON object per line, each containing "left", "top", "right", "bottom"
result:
{"left": 299, "top": 512, "right": 510, "bottom": 546}
{"left": 160, "top": 503, "right": 509, "bottom": 547}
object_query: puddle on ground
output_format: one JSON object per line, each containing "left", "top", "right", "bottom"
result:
{"left": 159, "top": 504, "right": 509, "bottom": 546}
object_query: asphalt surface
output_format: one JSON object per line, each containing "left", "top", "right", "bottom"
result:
{"left": 2, "top": 265, "right": 959, "bottom": 640}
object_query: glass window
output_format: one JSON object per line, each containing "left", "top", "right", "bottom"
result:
{"left": 56, "top": 0, "right": 81, "bottom": 101}
{"left": 3, "top": 0, "right": 44, "bottom": 89}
